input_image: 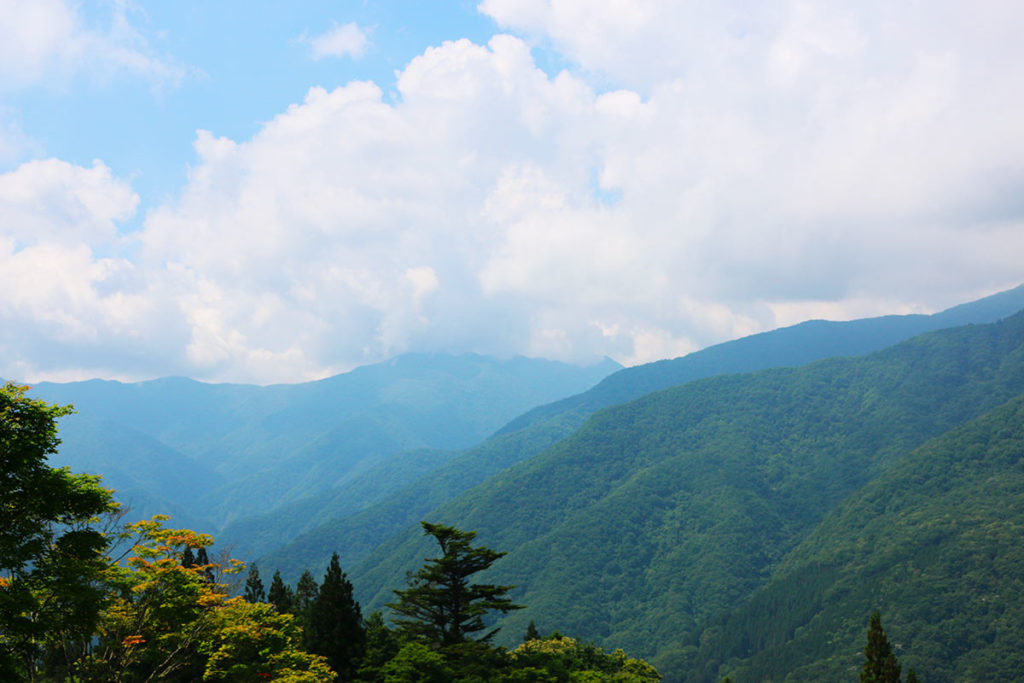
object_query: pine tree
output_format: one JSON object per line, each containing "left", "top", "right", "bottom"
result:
{"left": 306, "top": 553, "right": 365, "bottom": 680}
{"left": 861, "top": 611, "right": 901, "bottom": 683}
{"left": 388, "top": 521, "right": 523, "bottom": 647}
{"left": 181, "top": 546, "right": 195, "bottom": 569}
{"left": 244, "top": 563, "right": 266, "bottom": 603}
{"left": 268, "top": 569, "right": 294, "bottom": 613}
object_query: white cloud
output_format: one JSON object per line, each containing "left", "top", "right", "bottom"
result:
{"left": 0, "top": 0, "right": 185, "bottom": 89}
{"left": 306, "top": 21, "right": 369, "bottom": 60}
{"left": 0, "top": 159, "right": 189, "bottom": 382}
{"left": 3, "top": 3, "right": 1024, "bottom": 383}
{"left": 0, "top": 159, "right": 138, "bottom": 245}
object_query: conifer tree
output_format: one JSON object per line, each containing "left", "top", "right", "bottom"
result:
{"left": 244, "top": 563, "right": 266, "bottom": 603}
{"left": 388, "top": 521, "right": 522, "bottom": 647}
{"left": 268, "top": 569, "right": 294, "bottom": 613}
{"left": 195, "top": 546, "right": 214, "bottom": 582}
{"left": 181, "top": 545, "right": 195, "bottom": 569}
{"left": 306, "top": 553, "right": 365, "bottom": 680}
{"left": 358, "top": 611, "right": 400, "bottom": 681}
{"left": 524, "top": 620, "right": 541, "bottom": 641}
{"left": 861, "top": 611, "right": 901, "bottom": 683}
{"left": 294, "top": 570, "right": 319, "bottom": 614}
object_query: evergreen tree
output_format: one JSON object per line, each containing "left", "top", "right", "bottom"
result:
{"left": 306, "top": 552, "right": 365, "bottom": 681}
{"left": 906, "top": 669, "right": 920, "bottom": 683}
{"left": 244, "top": 562, "right": 266, "bottom": 603}
{"left": 181, "top": 546, "right": 195, "bottom": 569}
{"left": 293, "top": 569, "right": 319, "bottom": 643}
{"left": 357, "top": 611, "right": 400, "bottom": 682}
{"left": 195, "top": 546, "right": 214, "bottom": 582}
{"left": 294, "top": 570, "right": 319, "bottom": 614}
{"left": 387, "top": 521, "right": 523, "bottom": 647}
{"left": 524, "top": 620, "right": 541, "bottom": 641}
{"left": 268, "top": 569, "right": 294, "bottom": 613}
{"left": 861, "top": 611, "right": 901, "bottom": 683}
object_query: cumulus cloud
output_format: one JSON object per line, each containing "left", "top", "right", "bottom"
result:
{"left": 3, "top": 3, "right": 1024, "bottom": 383}
{"left": 305, "top": 21, "right": 369, "bottom": 60}
{"left": 0, "top": 159, "right": 189, "bottom": 382}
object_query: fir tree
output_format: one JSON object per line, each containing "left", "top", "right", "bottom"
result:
{"left": 306, "top": 553, "right": 365, "bottom": 680}
{"left": 268, "top": 569, "right": 294, "bottom": 613}
{"left": 244, "top": 563, "right": 266, "bottom": 603}
{"left": 181, "top": 546, "right": 195, "bottom": 569}
{"left": 524, "top": 620, "right": 541, "bottom": 641}
{"left": 861, "top": 611, "right": 901, "bottom": 683}
{"left": 388, "top": 521, "right": 523, "bottom": 647}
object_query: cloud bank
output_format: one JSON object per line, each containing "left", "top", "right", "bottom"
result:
{"left": 2, "top": 2, "right": 1023, "bottom": 383}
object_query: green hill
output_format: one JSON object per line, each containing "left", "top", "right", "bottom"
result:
{"left": 689, "top": 392, "right": 1024, "bottom": 682}
{"left": 345, "top": 311, "right": 1024, "bottom": 681}
{"left": 260, "top": 287, "right": 1024, "bottom": 585}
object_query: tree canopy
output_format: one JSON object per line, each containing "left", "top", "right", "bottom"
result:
{"left": 388, "top": 521, "right": 523, "bottom": 647}
{"left": 0, "top": 382, "right": 118, "bottom": 680}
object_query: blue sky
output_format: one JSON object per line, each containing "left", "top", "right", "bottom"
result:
{"left": 5, "top": 1, "right": 504, "bottom": 221}
{"left": 2, "top": 1, "right": 1023, "bottom": 383}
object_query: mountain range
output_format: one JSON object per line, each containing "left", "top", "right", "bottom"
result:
{"left": 24, "top": 283, "right": 1024, "bottom": 681}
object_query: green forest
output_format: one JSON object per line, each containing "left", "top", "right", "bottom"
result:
{"left": 6, "top": 296, "right": 1024, "bottom": 681}
{"left": 2, "top": 381, "right": 659, "bottom": 681}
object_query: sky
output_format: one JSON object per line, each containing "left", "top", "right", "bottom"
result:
{"left": 1, "top": 1, "right": 1022, "bottom": 385}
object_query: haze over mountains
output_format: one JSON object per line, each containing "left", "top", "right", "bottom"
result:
{"left": 23, "top": 283, "right": 1024, "bottom": 681}
{"left": 30, "top": 354, "right": 620, "bottom": 531}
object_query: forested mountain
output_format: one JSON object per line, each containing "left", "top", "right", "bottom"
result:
{"left": 342, "top": 311, "right": 1024, "bottom": 681}
{"left": 689, "top": 393, "right": 1024, "bottom": 682}
{"left": 256, "top": 285, "right": 1024, "bottom": 582}
{"left": 29, "top": 353, "right": 620, "bottom": 529}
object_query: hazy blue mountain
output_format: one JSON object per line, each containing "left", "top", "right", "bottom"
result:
{"left": 30, "top": 353, "right": 620, "bottom": 530}
{"left": 340, "top": 311, "right": 1024, "bottom": 681}
{"left": 256, "top": 285, "right": 1024, "bottom": 581}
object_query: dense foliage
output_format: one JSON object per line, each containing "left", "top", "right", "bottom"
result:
{"left": 1, "top": 384, "right": 658, "bottom": 679}
{"left": 349, "top": 312, "right": 1024, "bottom": 680}
{"left": 10, "top": 293, "right": 1024, "bottom": 681}
{"left": 263, "top": 287, "right": 1024, "bottom": 589}
{"left": 691, "top": 393, "right": 1024, "bottom": 682}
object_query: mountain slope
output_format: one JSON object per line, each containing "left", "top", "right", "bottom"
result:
{"left": 345, "top": 311, "right": 1024, "bottom": 681}
{"left": 692, "top": 393, "right": 1024, "bottom": 682}
{"left": 258, "top": 285, "right": 1024, "bottom": 579}
{"left": 31, "top": 353, "right": 619, "bottom": 529}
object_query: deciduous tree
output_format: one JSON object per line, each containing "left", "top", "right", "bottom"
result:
{"left": 0, "top": 382, "right": 117, "bottom": 680}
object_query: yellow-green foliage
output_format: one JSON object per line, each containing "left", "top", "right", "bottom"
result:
{"left": 510, "top": 635, "right": 661, "bottom": 682}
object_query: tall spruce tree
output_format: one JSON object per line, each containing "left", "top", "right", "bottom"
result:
{"left": 306, "top": 553, "right": 365, "bottom": 680}
{"left": 244, "top": 563, "right": 266, "bottom": 603}
{"left": 388, "top": 522, "right": 522, "bottom": 647}
{"left": 861, "top": 611, "right": 901, "bottom": 683}
{"left": 268, "top": 569, "right": 294, "bottom": 613}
